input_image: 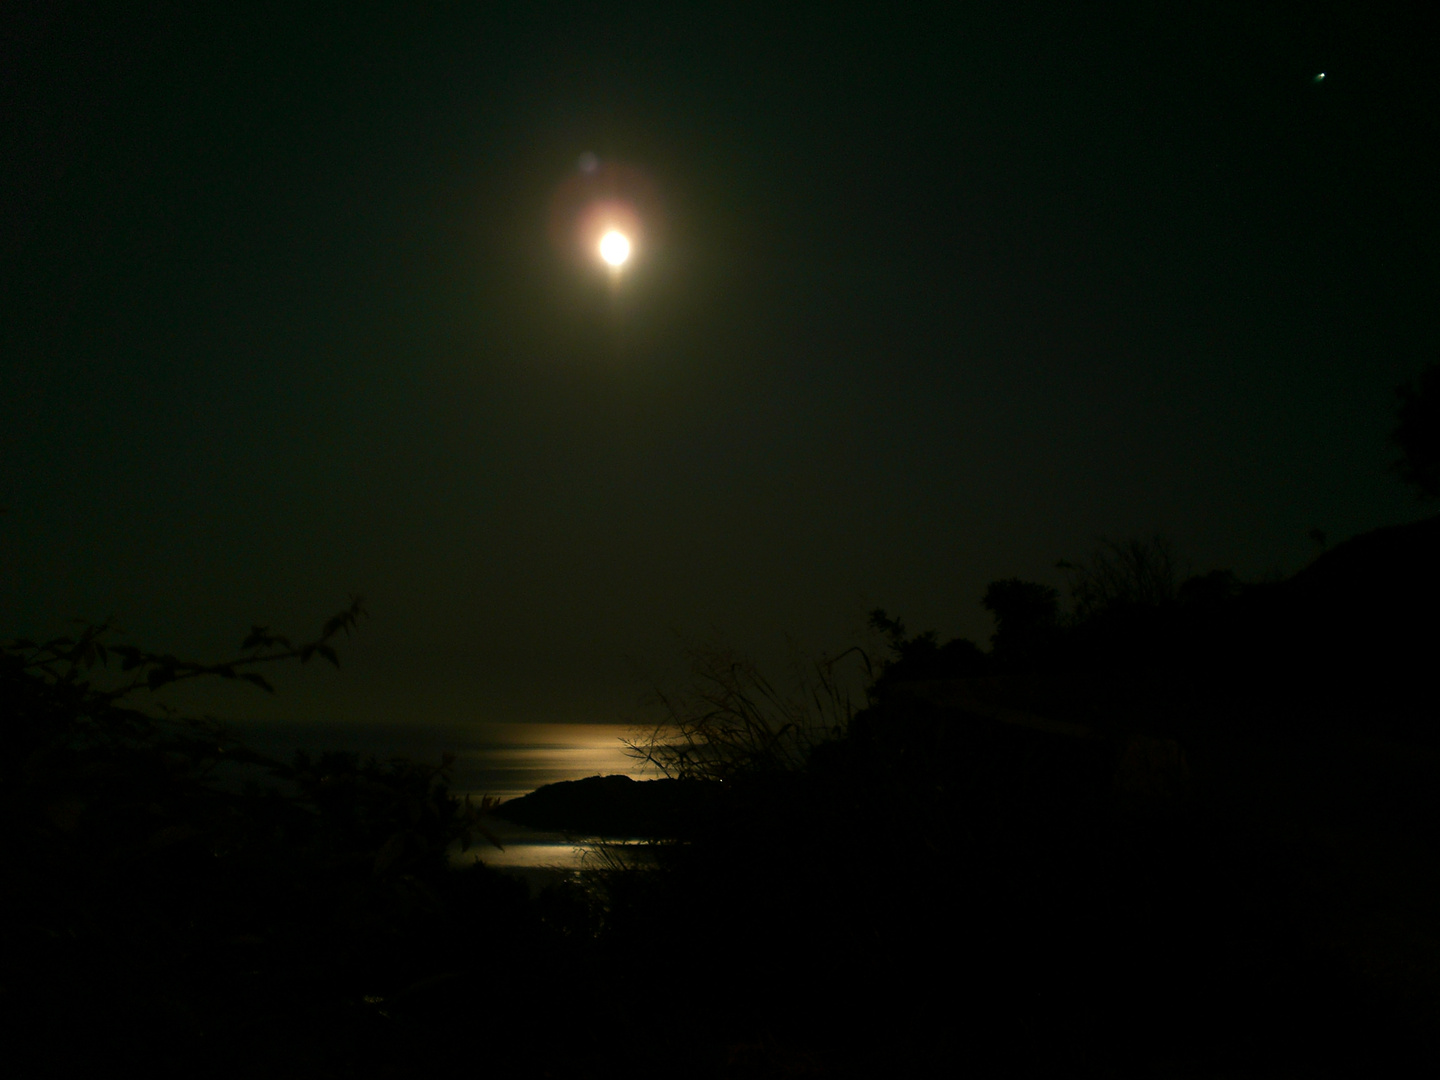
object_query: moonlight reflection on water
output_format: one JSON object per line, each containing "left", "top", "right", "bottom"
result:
{"left": 234, "top": 720, "right": 661, "bottom": 800}
{"left": 231, "top": 719, "right": 670, "bottom": 878}
{"left": 456, "top": 722, "right": 670, "bottom": 879}
{"left": 452, "top": 721, "right": 663, "bottom": 801}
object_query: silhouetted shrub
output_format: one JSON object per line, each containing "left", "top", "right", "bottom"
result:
{"left": 981, "top": 577, "right": 1062, "bottom": 669}
{"left": 0, "top": 605, "right": 530, "bottom": 1077}
{"left": 864, "top": 608, "right": 988, "bottom": 699}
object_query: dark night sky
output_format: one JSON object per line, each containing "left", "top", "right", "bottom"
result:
{"left": 3, "top": 2, "right": 1437, "bottom": 728}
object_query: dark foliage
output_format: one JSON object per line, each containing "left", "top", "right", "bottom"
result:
{"left": 0, "top": 607, "right": 580, "bottom": 1079}
{"left": 865, "top": 607, "right": 988, "bottom": 697}
{"left": 584, "top": 522, "right": 1440, "bottom": 1077}
{"left": 10, "top": 522, "right": 1440, "bottom": 1077}
{"left": 981, "top": 577, "right": 1062, "bottom": 669}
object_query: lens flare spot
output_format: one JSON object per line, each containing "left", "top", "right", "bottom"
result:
{"left": 599, "top": 230, "right": 631, "bottom": 267}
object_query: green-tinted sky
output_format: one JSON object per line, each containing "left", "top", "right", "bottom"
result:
{"left": 3, "top": 1, "right": 1436, "bottom": 727}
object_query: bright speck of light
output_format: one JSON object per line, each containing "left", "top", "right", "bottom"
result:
{"left": 1314, "top": 72, "right": 1326, "bottom": 83}
{"left": 599, "top": 230, "right": 631, "bottom": 267}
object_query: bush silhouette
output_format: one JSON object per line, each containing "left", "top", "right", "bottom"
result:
{"left": 1, "top": 604, "right": 535, "bottom": 1077}
{"left": 981, "top": 577, "right": 1062, "bottom": 670}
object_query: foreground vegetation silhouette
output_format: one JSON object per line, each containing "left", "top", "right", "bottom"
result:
{"left": 10, "top": 517, "right": 1440, "bottom": 1078}
{"left": 500, "top": 519, "right": 1440, "bottom": 1077}
{"left": 8, "top": 365, "right": 1439, "bottom": 1077}
{"left": 3, "top": 603, "right": 554, "bottom": 1078}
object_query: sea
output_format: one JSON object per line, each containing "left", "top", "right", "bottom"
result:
{"left": 227, "top": 719, "right": 670, "bottom": 889}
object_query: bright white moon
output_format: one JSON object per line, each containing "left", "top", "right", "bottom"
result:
{"left": 599, "top": 230, "right": 631, "bottom": 267}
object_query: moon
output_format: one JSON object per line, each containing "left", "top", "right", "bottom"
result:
{"left": 599, "top": 230, "right": 631, "bottom": 267}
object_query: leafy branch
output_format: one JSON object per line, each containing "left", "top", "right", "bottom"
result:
{"left": 8, "top": 596, "right": 367, "bottom": 699}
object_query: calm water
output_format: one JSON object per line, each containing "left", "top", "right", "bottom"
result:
{"left": 229, "top": 719, "right": 670, "bottom": 882}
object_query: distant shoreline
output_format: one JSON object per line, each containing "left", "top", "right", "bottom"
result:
{"left": 224, "top": 718, "right": 666, "bottom": 803}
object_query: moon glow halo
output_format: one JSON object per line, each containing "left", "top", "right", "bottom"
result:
{"left": 547, "top": 158, "right": 658, "bottom": 276}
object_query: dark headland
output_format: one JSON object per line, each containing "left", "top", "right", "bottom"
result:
{"left": 494, "top": 773, "right": 717, "bottom": 838}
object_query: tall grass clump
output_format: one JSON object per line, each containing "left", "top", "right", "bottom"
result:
{"left": 627, "top": 641, "right": 870, "bottom": 784}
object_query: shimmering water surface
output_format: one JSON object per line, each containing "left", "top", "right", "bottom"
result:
{"left": 231, "top": 719, "right": 670, "bottom": 879}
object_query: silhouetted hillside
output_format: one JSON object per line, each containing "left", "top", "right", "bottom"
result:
{"left": 494, "top": 774, "right": 717, "bottom": 837}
